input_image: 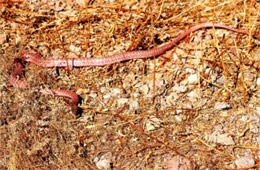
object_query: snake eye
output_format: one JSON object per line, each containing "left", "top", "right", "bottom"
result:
{"left": 17, "top": 52, "right": 31, "bottom": 61}
{"left": 21, "top": 53, "right": 31, "bottom": 61}
{"left": 25, "top": 54, "right": 30, "bottom": 60}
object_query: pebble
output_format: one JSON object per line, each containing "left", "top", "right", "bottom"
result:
{"left": 207, "top": 126, "right": 235, "bottom": 145}
{"left": 116, "top": 98, "right": 128, "bottom": 106}
{"left": 191, "top": 58, "right": 200, "bottom": 65}
{"left": 129, "top": 100, "right": 139, "bottom": 110}
{"left": 235, "top": 156, "right": 255, "bottom": 168}
{"left": 243, "top": 71, "right": 254, "bottom": 82}
{"left": 239, "top": 115, "right": 249, "bottom": 122}
{"left": 76, "top": 88, "right": 89, "bottom": 95}
{"left": 175, "top": 48, "right": 185, "bottom": 56}
{"left": 256, "top": 136, "right": 260, "bottom": 144}
{"left": 187, "top": 90, "right": 199, "bottom": 102}
{"left": 188, "top": 74, "right": 198, "bottom": 84}
{"left": 249, "top": 125, "right": 259, "bottom": 134}
{"left": 166, "top": 92, "right": 178, "bottom": 105}
{"left": 253, "top": 53, "right": 260, "bottom": 60}
{"left": 216, "top": 75, "right": 225, "bottom": 85}
{"left": 194, "top": 51, "right": 202, "bottom": 58}
{"left": 193, "top": 30, "right": 205, "bottom": 42}
{"left": 140, "top": 84, "right": 149, "bottom": 95}
{"left": 103, "top": 93, "right": 111, "bottom": 103}
{"left": 185, "top": 68, "right": 195, "bottom": 74}
{"left": 166, "top": 155, "right": 194, "bottom": 170}
{"left": 257, "top": 106, "right": 260, "bottom": 115}
{"left": 103, "top": 88, "right": 121, "bottom": 100}
{"left": 111, "top": 88, "right": 121, "bottom": 94}
{"left": 173, "top": 84, "right": 188, "bottom": 93}
{"left": 257, "top": 78, "right": 260, "bottom": 86}
{"left": 144, "top": 116, "right": 161, "bottom": 131}
{"left": 69, "top": 44, "right": 81, "bottom": 54}
{"left": 172, "top": 53, "right": 178, "bottom": 60}
{"left": 94, "top": 153, "right": 112, "bottom": 170}
{"left": 174, "top": 115, "right": 182, "bottom": 122}
{"left": 100, "top": 87, "right": 106, "bottom": 93}
{"left": 214, "top": 102, "right": 231, "bottom": 110}
{"left": 250, "top": 115, "right": 259, "bottom": 122}
{"left": 216, "top": 133, "right": 235, "bottom": 145}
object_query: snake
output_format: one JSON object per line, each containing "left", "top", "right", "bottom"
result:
{"left": 9, "top": 23, "right": 260, "bottom": 114}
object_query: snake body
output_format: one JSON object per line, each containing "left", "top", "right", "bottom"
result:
{"left": 10, "top": 23, "right": 260, "bottom": 114}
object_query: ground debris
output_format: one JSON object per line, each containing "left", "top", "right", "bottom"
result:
{"left": 1, "top": 0, "right": 260, "bottom": 169}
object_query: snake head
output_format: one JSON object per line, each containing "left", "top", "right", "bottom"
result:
{"left": 16, "top": 51, "right": 30, "bottom": 61}
{"left": 16, "top": 51, "right": 41, "bottom": 63}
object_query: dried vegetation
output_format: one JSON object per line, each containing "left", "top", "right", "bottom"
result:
{"left": 0, "top": 0, "right": 260, "bottom": 169}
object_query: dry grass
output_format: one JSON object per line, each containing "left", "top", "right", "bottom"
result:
{"left": 0, "top": 0, "right": 260, "bottom": 169}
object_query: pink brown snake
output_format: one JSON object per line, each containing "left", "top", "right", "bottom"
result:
{"left": 9, "top": 23, "right": 260, "bottom": 114}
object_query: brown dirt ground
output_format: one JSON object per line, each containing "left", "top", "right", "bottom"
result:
{"left": 0, "top": 0, "right": 260, "bottom": 169}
